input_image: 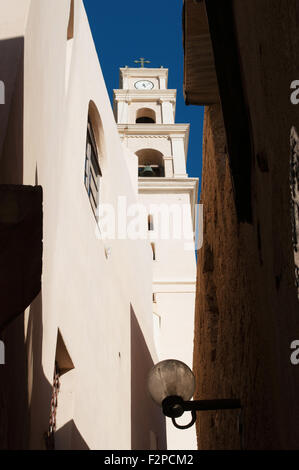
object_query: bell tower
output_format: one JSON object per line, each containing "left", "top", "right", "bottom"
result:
{"left": 113, "top": 64, "right": 198, "bottom": 450}
{"left": 114, "top": 64, "right": 190, "bottom": 179}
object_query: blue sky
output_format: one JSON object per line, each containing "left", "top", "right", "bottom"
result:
{"left": 83, "top": 0, "right": 204, "bottom": 187}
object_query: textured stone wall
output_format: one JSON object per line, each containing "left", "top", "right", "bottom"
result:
{"left": 194, "top": 1, "right": 299, "bottom": 448}
{"left": 194, "top": 103, "right": 299, "bottom": 449}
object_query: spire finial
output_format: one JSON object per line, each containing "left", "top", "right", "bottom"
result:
{"left": 134, "top": 58, "right": 151, "bottom": 68}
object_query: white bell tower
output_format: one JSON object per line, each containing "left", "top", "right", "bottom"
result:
{"left": 114, "top": 63, "right": 198, "bottom": 450}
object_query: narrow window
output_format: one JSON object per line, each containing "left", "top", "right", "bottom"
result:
{"left": 148, "top": 214, "right": 154, "bottom": 231}
{"left": 151, "top": 243, "right": 156, "bottom": 261}
{"left": 85, "top": 120, "right": 102, "bottom": 218}
{"left": 67, "top": 0, "right": 74, "bottom": 40}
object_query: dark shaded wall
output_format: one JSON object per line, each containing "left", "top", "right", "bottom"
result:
{"left": 194, "top": 0, "right": 299, "bottom": 449}
{"left": 0, "top": 37, "right": 29, "bottom": 450}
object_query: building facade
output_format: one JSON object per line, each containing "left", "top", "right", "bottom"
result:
{"left": 183, "top": 0, "right": 299, "bottom": 449}
{"left": 114, "top": 67, "right": 198, "bottom": 449}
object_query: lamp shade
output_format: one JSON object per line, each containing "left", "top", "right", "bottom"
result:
{"left": 147, "top": 359, "right": 196, "bottom": 406}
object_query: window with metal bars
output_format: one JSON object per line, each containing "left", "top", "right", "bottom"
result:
{"left": 84, "top": 120, "right": 102, "bottom": 218}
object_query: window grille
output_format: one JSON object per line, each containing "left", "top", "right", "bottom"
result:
{"left": 85, "top": 120, "right": 102, "bottom": 217}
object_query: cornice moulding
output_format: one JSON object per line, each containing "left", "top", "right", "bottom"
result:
{"left": 113, "top": 90, "right": 177, "bottom": 101}
{"left": 120, "top": 67, "right": 168, "bottom": 78}
{"left": 117, "top": 123, "right": 189, "bottom": 134}
{"left": 117, "top": 124, "right": 190, "bottom": 158}
{"left": 138, "top": 177, "right": 198, "bottom": 191}
{"left": 122, "top": 135, "right": 170, "bottom": 139}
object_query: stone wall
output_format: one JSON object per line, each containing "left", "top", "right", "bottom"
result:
{"left": 194, "top": 0, "right": 299, "bottom": 446}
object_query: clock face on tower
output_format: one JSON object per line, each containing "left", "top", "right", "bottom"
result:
{"left": 134, "top": 80, "right": 154, "bottom": 90}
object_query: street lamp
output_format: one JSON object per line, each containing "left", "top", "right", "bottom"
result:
{"left": 147, "top": 359, "right": 241, "bottom": 430}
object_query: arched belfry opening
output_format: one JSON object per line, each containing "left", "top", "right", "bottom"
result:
{"left": 87, "top": 100, "right": 105, "bottom": 161}
{"left": 136, "top": 108, "right": 156, "bottom": 124}
{"left": 136, "top": 149, "right": 164, "bottom": 177}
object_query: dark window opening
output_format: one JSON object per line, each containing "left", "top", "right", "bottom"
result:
{"left": 151, "top": 243, "right": 156, "bottom": 261}
{"left": 138, "top": 165, "right": 164, "bottom": 177}
{"left": 136, "top": 116, "right": 155, "bottom": 124}
{"left": 136, "top": 108, "right": 156, "bottom": 124}
{"left": 148, "top": 214, "right": 154, "bottom": 231}
{"left": 67, "top": 0, "right": 74, "bottom": 40}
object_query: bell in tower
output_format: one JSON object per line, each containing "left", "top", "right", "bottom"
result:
{"left": 136, "top": 149, "right": 165, "bottom": 178}
{"left": 139, "top": 165, "right": 156, "bottom": 177}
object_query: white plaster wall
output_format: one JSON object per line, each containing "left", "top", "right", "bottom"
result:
{"left": 8, "top": 0, "right": 166, "bottom": 450}
{"left": 153, "top": 291, "right": 196, "bottom": 450}
{"left": 138, "top": 190, "right": 197, "bottom": 450}
{"left": 0, "top": 0, "right": 31, "bottom": 39}
{"left": 122, "top": 144, "right": 138, "bottom": 195}
{"left": 171, "top": 137, "right": 188, "bottom": 176}
{"left": 139, "top": 192, "right": 197, "bottom": 281}
{"left": 161, "top": 101, "right": 175, "bottom": 124}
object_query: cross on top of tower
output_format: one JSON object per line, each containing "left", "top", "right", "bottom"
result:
{"left": 134, "top": 58, "right": 151, "bottom": 68}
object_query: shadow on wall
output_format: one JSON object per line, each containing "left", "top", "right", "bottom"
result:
{"left": 0, "top": 36, "right": 27, "bottom": 450}
{"left": 26, "top": 292, "right": 53, "bottom": 450}
{"left": 130, "top": 305, "right": 166, "bottom": 450}
{"left": 27, "top": 294, "right": 88, "bottom": 450}
{"left": 0, "top": 314, "right": 29, "bottom": 449}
